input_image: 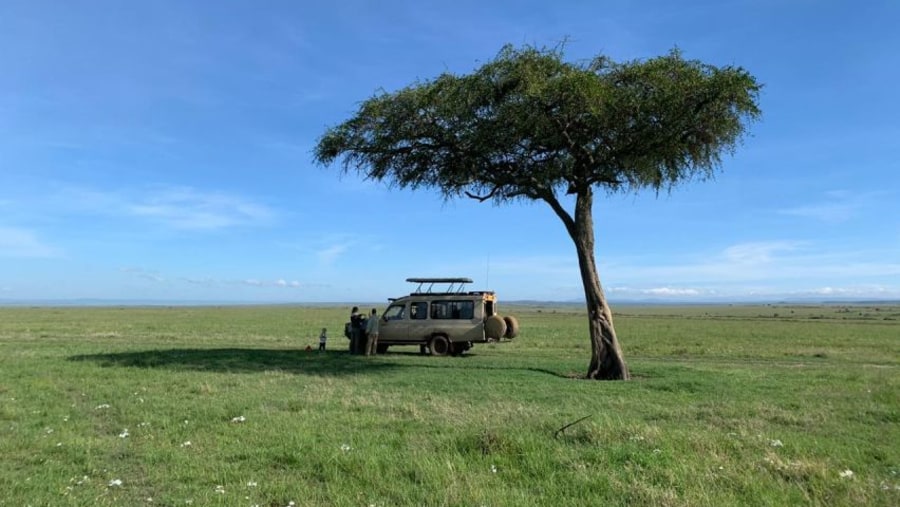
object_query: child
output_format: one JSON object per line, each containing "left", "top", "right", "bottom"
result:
{"left": 319, "top": 327, "right": 327, "bottom": 351}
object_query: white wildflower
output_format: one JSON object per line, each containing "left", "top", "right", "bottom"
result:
{"left": 180, "top": 441, "right": 192, "bottom": 448}
{"left": 490, "top": 465, "right": 498, "bottom": 473}
{"left": 56, "top": 442, "right": 63, "bottom": 447}
{"left": 108, "top": 479, "right": 123, "bottom": 487}
{"left": 214, "top": 485, "right": 225, "bottom": 494}
{"left": 231, "top": 416, "right": 246, "bottom": 423}
{"left": 45, "top": 427, "right": 54, "bottom": 434}
{"left": 340, "top": 443, "right": 351, "bottom": 452}
{"left": 839, "top": 469, "right": 854, "bottom": 479}
{"left": 247, "top": 481, "right": 257, "bottom": 487}
{"left": 63, "top": 416, "right": 69, "bottom": 422}
{"left": 652, "top": 449, "right": 662, "bottom": 454}
{"left": 769, "top": 439, "right": 783, "bottom": 447}
{"left": 96, "top": 404, "right": 110, "bottom": 410}
{"left": 119, "top": 429, "right": 130, "bottom": 438}
{"left": 138, "top": 422, "right": 150, "bottom": 428}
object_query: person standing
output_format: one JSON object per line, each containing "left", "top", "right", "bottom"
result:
{"left": 318, "top": 327, "right": 327, "bottom": 351}
{"left": 365, "top": 308, "right": 380, "bottom": 356}
{"left": 350, "top": 306, "right": 363, "bottom": 354}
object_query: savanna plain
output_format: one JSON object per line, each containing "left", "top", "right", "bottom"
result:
{"left": 0, "top": 303, "right": 897, "bottom": 506}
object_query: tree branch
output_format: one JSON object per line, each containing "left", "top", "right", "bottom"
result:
{"left": 464, "top": 187, "right": 500, "bottom": 202}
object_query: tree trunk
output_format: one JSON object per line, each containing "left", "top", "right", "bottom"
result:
{"left": 572, "top": 189, "right": 631, "bottom": 380}
{"left": 541, "top": 187, "right": 631, "bottom": 380}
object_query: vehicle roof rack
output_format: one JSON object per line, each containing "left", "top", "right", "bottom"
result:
{"left": 406, "top": 277, "right": 473, "bottom": 294}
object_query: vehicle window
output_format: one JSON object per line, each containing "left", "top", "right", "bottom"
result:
{"left": 410, "top": 301, "right": 428, "bottom": 320}
{"left": 430, "top": 300, "right": 475, "bottom": 320}
{"left": 384, "top": 304, "right": 406, "bottom": 320}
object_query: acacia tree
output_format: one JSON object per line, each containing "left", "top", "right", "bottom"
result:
{"left": 314, "top": 45, "right": 760, "bottom": 380}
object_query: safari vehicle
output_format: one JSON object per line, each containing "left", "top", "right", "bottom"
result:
{"left": 376, "top": 277, "right": 519, "bottom": 356}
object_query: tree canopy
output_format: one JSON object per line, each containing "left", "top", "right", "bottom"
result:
{"left": 315, "top": 45, "right": 760, "bottom": 205}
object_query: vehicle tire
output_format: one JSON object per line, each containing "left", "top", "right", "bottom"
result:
{"left": 376, "top": 343, "right": 389, "bottom": 354}
{"left": 484, "top": 315, "right": 507, "bottom": 340}
{"left": 430, "top": 335, "right": 450, "bottom": 356}
{"left": 503, "top": 315, "right": 519, "bottom": 339}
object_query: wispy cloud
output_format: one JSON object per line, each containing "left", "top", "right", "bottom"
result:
{"left": 283, "top": 234, "right": 366, "bottom": 266}
{"left": 722, "top": 241, "right": 804, "bottom": 264}
{"left": 0, "top": 227, "right": 60, "bottom": 258}
{"left": 642, "top": 287, "right": 702, "bottom": 296}
{"left": 179, "top": 277, "right": 303, "bottom": 288}
{"left": 55, "top": 184, "right": 276, "bottom": 231}
{"left": 120, "top": 267, "right": 164, "bottom": 282}
{"left": 779, "top": 190, "right": 885, "bottom": 223}
{"left": 317, "top": 243, "right": 351, "bottom": 265}
{"left": 242, "top": 279, "right": 302, "bottom": 288}
{"left": 127, "top": 187, "right": 275, "bottom": 230}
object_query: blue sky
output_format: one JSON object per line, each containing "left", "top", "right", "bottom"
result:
{"left": 1, "top": 0, "right": 898, "bottom": 303}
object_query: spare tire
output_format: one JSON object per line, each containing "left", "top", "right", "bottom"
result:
{"left": 484, "top": 315, "right": 507, "bottom": 340}
{"left": 503, "top": 315, "right": 519, "bottom": 339}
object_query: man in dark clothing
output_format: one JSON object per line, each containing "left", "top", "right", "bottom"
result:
{"left": 349, "top": 306, "right": 366, "bottom": 355}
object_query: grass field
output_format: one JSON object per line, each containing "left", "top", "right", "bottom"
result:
{"left": 0, "top": 303, "right": 897, "bottom": 506}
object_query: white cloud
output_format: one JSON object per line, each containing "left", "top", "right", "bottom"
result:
{"left": 120, "top": 267, "right": 164, "bottom": 282}
{"left": 0, "top": 227, "right": 60, "bottom": 258}
{"left": 54, "top": 184, "right": 276, "bottom": 231}
{"left": 780, "top": 203, "right": 857, "bottom": 223}
{"left": 643, "top": 287, "right": 702, "bottom": 296}
{"left": 722, "top": 241, "right": 803, "bottom": 265}
{"left": 127, "top": 186, "right": 275, "bottom": 230}
{"left": 241, "top": 279, "right": 301, "bottom": 288}
{"left": 607, "top": 286, "right": 708, "bottom": 298}
{"left": 779, "top": 190, "right": 886, "bottom": 224}
{"left": 317, "top": 243, "right": 351, "bottom": 265}
{"left": 181, "top": 277, "right": 219, "bottom": 287}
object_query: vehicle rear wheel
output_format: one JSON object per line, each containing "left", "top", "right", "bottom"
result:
{"left": 484, "top": 315, "right": 507, "bottom": 340}
{"left": 503, "top": 315, "right": 519, "bottom": 339}
{"left": 430, "top": 335, "right": 450, "bottom": 356}
{"left": 376, "top": 343, "right": 389, "bottom": 354}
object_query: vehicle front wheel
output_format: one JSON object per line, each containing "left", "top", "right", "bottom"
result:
{"left": 430, "top": 335, "right": 450, "bottom": 356}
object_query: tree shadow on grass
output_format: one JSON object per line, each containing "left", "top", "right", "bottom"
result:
{"left": 68, "top": 347, "right": 572, "bottom": 378}
{"left": 68, "top": 348, "right": 397, "bottom": 377}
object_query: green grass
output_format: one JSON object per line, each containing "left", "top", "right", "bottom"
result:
{"left": 0, "top": 304, "right": 897, "bottom": 506}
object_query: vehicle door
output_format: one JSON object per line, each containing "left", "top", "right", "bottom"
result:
{"left": 407, "top": 300, "right": 430, "bottom": 342}
{"left": 378, "top": 303, "right": 409, "bottom": 343}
